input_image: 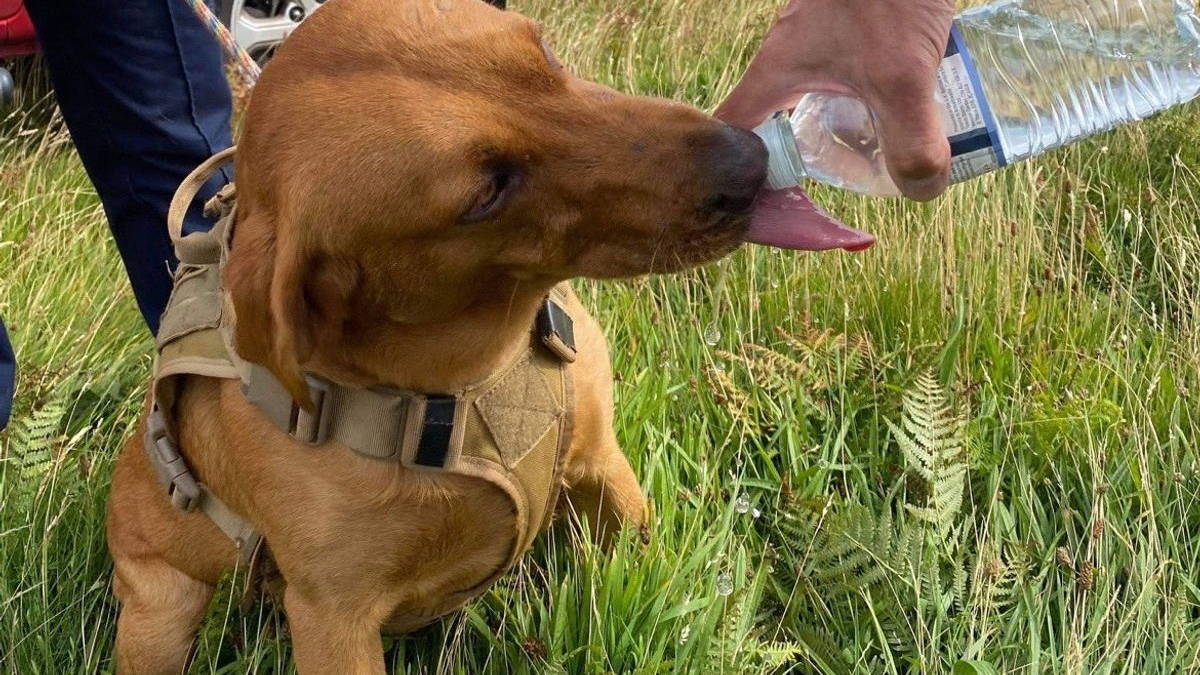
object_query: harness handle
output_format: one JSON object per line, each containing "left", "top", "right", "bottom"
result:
{"left": 167, "top": 146, "right": 238, "bottom": 264}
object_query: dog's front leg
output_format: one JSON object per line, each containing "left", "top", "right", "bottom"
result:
{"left": 284, "top": 586, "right": 386, "bottom": 675}
{"left": 562, "top": 435, "right": 648, "bottom": 544}
{"left": 111, "top": 555, "right": 214, "bottom": 675}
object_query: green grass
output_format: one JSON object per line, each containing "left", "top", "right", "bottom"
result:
{"left": 2, "top": 0, "right": 1200, "bottom": 672}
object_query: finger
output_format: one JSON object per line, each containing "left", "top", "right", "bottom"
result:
{"left": 716, "top": 63, "right": 799, "bottom": 130}
{"left": 867, "top": 76, "right": 951, "bottom": 201}
{"left": 717, "top": 67, "right": 860, "bottom": 131}
{"left": 716, "top": 19, "right": 853, "bottom": 130}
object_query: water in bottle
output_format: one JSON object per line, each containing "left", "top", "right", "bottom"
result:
{"left": 754, "top": 0, "right": 1200, "bottom": 196}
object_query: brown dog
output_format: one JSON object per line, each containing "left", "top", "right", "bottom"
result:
{"left": 106, "top": 0, "right": 765, "bottom": 673}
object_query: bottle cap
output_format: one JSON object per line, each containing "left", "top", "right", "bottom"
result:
{"left": 753, "top": 112, "right": 806, "bottom": 190}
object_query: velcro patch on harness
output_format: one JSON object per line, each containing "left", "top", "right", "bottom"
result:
{"left": 475, "top": 355, "right": 563, "bottom": 470}
{"left": 156, "top": 265, "right": 225, "bottom": 347}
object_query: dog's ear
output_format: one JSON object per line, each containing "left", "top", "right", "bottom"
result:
{"left": 225, "top": 210, "right": 316, "bottom": 411}
{"left": 265, "top": 231, "right": 318, "bottom": 409}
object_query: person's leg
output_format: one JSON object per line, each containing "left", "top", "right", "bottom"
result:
{"left": 24, "top": 0, "right": 233, "bottom": 332}
{"left": 0, "top": 321, "right": 13, "bottom": 429}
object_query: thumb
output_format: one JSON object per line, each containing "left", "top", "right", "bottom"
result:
{"left": 867, "top": 81, "right": 950, "bottom": 201}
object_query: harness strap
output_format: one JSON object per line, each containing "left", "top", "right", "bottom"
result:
{"left": 167, "top": 145, "right": 237, "bottom": 265}
{"left": 152, "top": 144, "right": 262, "bottom": 566}
{"left": 243, "top": 364, "right": 424, "bottom": 461}
{"left": 145, "top": 410, "right": 262, "bottom": 566}
{"left": 242, "top": 296, "right": 578, "bottom": 465}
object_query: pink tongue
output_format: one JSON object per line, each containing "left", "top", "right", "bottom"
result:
{"left": 744, "top": 187, "right": 875, "bottom": 252}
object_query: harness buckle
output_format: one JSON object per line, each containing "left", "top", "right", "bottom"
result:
{"left": 289, "top": 375, "right": 332, "bottom": 445}
{"left": 145, "top": 410, "right": 202, "bottom": 512}
{"left": 537, "top": 298, "right": 577, "bottom": 363}
{"left": 242, "top": 365, "right": 333, "bottom": 446}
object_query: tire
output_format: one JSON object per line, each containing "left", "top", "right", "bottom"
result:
{"left": 0, "top": 56, "right": 59, "bottom": 131}
{"left": 0, "top": 67, "right": 14, "bottom": 110}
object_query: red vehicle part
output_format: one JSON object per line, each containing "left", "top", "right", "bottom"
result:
{"left": 0, "top": 0, "right": 37, "bottom": 59}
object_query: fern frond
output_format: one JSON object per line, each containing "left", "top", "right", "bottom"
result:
{"left": 888, "top": 371, "right": 968, "bottom": 537}
{"left": 793, "top": 624, "right": 851, "bottom": 674}
{"left": 9, "top": 398, "right": 68, "bottom": 480}
{"left": 759, "top": 641, "right": 806, "bottom": 669}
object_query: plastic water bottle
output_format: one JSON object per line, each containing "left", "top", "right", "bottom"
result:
{"left": 754, "top": 0, "right": 1200, "bottom": 196}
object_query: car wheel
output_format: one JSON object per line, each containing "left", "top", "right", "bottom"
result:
{"left": 0, "top": 67, "right": 14, "bottom": 110}
{"left": 0, "top": 56, "right": 54, "bottom": 119}
{"left": 217, "top": 0, "right": 324, "bottom": 64}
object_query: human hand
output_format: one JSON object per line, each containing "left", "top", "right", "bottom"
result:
{"left": 716, "top": 0, "right": 956, "bottom": 201}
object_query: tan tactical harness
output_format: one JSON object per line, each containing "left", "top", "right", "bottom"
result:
{"left": 145, "top": 148, "right": 577, "bottom": 616}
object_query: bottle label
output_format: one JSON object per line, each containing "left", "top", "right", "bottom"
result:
{"left": 939, "top": 23, "right": 1007, "bottom": 182}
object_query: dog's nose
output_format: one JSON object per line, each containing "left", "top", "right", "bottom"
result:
{"left": 702, "top": 125, "right": 768, "bottom": 215}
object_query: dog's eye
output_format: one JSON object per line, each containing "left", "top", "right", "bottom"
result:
{"left": 462, "top": 169, "right": 520, "bottom": 222}
{"left": 540, "top": 38, "right": 563, "bottom": 72}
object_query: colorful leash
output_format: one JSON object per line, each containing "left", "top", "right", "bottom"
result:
{"left": 181, "top": 0, "right": 262, "bottom": 89}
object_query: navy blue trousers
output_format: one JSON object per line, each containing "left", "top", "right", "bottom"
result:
{"left": 0, "top": 0, "right": 234, "bottom": 429}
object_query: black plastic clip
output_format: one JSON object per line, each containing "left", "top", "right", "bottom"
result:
{"left": 537, "top": 298, "right": 577, "bottom": 363}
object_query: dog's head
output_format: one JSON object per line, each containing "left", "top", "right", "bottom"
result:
{"left": 227, "top": 0, "right": 766, "bottom": 399}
